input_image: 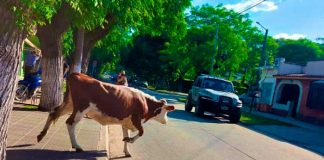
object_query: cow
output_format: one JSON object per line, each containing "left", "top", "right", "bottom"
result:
{"left": 37, "top": 73, "right": 175, "bottom": 156}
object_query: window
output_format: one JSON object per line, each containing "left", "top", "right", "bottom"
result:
{"left": 307, "top": 81, "right": 324, "bottom": 111}
{"left": 194, "top": 78, "right": 202, "bottom": 87}
{"left": 196, "top": 78, "right": 202, "bottom": 87}
{"left": 203, "top": 78, "right": 234, "bottom": 93}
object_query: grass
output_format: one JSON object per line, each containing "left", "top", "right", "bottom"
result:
{"left": 240, "top": 112, "right": 294, "bottom": 126}
{"left": 147, "top": 86, "right": 156, "bottom": 90}
{"left": 177, "top": 97, "right": 187, "bottom": 103}
{"left": 21, "top": 105, "right": 38, "bottom": 110}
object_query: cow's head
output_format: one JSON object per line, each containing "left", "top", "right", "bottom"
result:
{"left": 152, "top": 99, "right": 175, "bottom": 124}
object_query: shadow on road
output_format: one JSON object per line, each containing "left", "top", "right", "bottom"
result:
{"left": 239, "top": 124, "right": 324, "bottom": 156}
{"left": 7, "top": 149, "right": 107, "bottom": 160}
{"left": 168, "top": 109, "right": 229, "bottom": 124}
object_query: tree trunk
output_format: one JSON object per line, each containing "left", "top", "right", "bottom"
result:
{"left": 0, "top": 2, "right": 27, "bottom": 159}
{"left": 39, "top": 52, "right": 64, "bottom": 111}
{"left": 70, "top": 28, "right": 84, "bottom": 73}
{"left": 37, "top": 2, "right": 72, "bottom": 111}
{"left": 37, "top": 30, "right": 65, "bottom": 111}
{"left": 81, "top": 46, "right": 91, "bottom": 74}
{"left": 80, "top": 14, "right": 116, "bottom": 74}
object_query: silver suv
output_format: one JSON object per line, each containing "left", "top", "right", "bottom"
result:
{"left": 185, "top": 75, "right": 242, "bottom": 123}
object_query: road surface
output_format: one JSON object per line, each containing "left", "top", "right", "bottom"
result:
{"left": 109, "top": 89, "right": 323, "bottom": 160}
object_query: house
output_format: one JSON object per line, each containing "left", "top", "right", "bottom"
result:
{"left": 256, "top": 59, "right": 324, "bottom": 126}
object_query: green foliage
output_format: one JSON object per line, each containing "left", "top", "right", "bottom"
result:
{"left": 27, "top": 35, "right": 41, "bottom": 47}
{"left": 68, "top": 0, "right": 109, "bottom": 30}
{"left": 276, "top": 39, "right": 324, "bottom": 65}
{"left": 90, "top": 47, "right": 121, "bottom": 76}
{"left": 62, "top": 29, "right": 74, "bottom": 58}
{"left": 120, "top": 35, "right": 169, "bottom": 82}
{"left": 162, "top": 5, "right": 262, "bottom": 81}
{"left": 12, "top": 0, "right": 59, "bottom": 34}
{"left": 92, "top": 0, "right": 191, "bottom": 78}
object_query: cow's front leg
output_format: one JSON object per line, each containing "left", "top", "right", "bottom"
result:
{"left": 66, "top": 111, "right": 84, "bottom": 152}
{"left": 124, "top": 116, "right": 144, "bottom": 143}
{"left": 122, "top": 126, "right": 131, "bottom": 157}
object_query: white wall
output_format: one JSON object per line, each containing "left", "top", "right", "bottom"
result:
{"left": 304, "top": 61, "right": 324, "bottom": 76}
{"left": 278, "top": 63, "right": 303, "bottom": 75}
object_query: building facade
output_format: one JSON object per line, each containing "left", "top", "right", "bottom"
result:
{"left": 257, "top": 60, "right": 324, "bottom": 126}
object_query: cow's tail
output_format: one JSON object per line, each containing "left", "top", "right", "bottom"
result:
{"left": 37, "top": 81, "right": 72, "bottom": 142}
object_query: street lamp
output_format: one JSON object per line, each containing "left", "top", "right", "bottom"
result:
{"left": 252, "top": 21, "right": 268, "bottom": 110}
{"left": 256, "top": 21, "right": 268, "bottom": 67}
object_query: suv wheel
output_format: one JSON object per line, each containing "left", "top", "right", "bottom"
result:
{"left": 194, "top": 98, "right": 204, "bottom": 117}
{"left": 229, "top": 107, "right": 241, "bottom": 123}
{"left": 185, "top": 95, "right": 193, "bottom": 112}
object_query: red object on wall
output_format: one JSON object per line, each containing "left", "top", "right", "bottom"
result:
{"left": 256, "top": 103, "right": 272, "bottom": 112}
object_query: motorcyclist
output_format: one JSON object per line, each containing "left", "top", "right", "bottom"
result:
{"left": 23, "top": 49, "right": 42, "bottom": 98}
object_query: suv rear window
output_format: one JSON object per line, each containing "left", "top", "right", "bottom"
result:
{"left": 202, "top": 78, "right": 234, "bottom": 93}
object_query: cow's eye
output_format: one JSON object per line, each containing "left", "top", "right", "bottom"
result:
{"left": 154, "top": 108, "right": 162, "bottom": 115}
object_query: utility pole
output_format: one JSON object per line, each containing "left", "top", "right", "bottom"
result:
{"left": 210, "top": 24, "right": 219, "bottom": 75}
{"left": 256, "top": 21, "right": 268, "bottom": 67}
{"left": 209, "top": 0, "right": 268, "bottom": 76}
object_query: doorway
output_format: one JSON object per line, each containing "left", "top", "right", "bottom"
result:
{"left": 278, "top": 84, "right": 300, "bottom": 117}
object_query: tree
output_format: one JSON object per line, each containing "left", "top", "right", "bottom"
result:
{"left": 45, "top": 0, "right": 191, "bottom": 111}
{"left": 276, "top": 39, "right": 324, "bottom": 65}
{"left": 37, "top": 1, "right": 73, "bottom": 110}
{"left": 121, "top": 35, "right": 169, "bottom": 82}
{"left": 0, "top": 4, "right": 27, "bottom": 159}
{"left": 70, "top": 0, "right": 191, "bottom": 78}
{"left": 0, "top": 0, "right": 58, "bottom": 158}
{"left": 163, "top": 5, "right": 258, "bottom": 81}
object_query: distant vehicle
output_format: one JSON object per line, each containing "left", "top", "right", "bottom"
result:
{"left": 15, "top": 73, "right": 42, "bottom": 101}
{"left": 185, "top": 74, "right": 242, "bottom": 123}
{"left": 130, "top": 77, "right": 148, "bottom": 88}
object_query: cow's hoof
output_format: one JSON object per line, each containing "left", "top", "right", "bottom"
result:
{"left": 37, "top": 134, "right": 44, "bottom": 142}
{"left": 128, "top": 138, "right": 135, "bottom": 143}
{"left": 75, "top": 148, "right": 84, "bottom": 152}
{"left": 123, "top": 137, "right": 131, "bottom": 142}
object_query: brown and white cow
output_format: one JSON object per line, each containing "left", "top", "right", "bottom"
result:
{"left": 37, "top": 73, "right": 174, "bottom": 156}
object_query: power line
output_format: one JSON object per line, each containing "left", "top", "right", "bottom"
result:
{"left": 238, "top": 0, "right": 267, "bottom": 15}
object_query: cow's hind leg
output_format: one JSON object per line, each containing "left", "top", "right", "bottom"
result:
{"left": 122, "top": 126, "right": 131, "bottom": 157}
{"left": 66, "top": 110, "right": 84, "bottom": 152}
{"left": 37, "top": 103, "right": 71, "bottom": 142}
{"left": 37, "top": 113, "right": 54, "bottom": 142}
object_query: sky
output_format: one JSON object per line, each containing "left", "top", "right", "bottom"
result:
{"left": 192, "top": 0, "right": 324, "bottom": 41}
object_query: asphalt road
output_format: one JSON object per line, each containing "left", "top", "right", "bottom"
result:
{"left": 120, "top": 89, "right": 323, "bottom": 160}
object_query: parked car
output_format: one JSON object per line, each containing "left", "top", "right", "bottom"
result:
{"left": 185, "top": 74, "right": 242, "bottom": 123}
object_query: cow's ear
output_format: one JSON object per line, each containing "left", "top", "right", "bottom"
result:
{"left": 164, "top": 105, "right": 175, "bottom": 112}
{"left": 160, "top": 99, "right": 167, "bottom": 104}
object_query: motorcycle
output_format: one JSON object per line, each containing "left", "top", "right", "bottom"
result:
{"left": 15, "top": 73, "right": 42, "bottom": 101}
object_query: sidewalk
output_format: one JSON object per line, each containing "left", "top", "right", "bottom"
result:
{"left": 242, "top": 107, "right": 324, "bottom": 133}
{"left": 7, "top": 104, "right": 109, "bottom": 160}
